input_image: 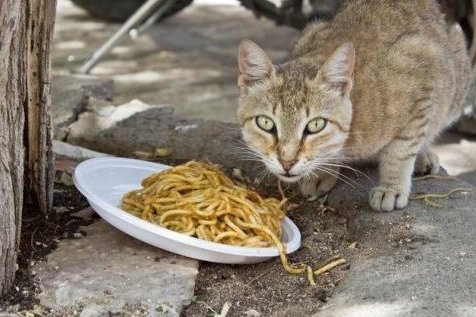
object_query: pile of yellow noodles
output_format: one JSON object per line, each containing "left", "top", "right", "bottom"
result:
{"left": 121, "top": 161, "right": 306, "bottom": 274}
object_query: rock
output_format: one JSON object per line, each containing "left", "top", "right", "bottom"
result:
{"left": 74, "top": 207, "right": 96, "bottom": 219}
{"left": 244, "top": 309, "right": 261, "bottom": 317}
{"left": 37, "top": 221, "right": 198, "bottom": 317}
{"left": 65, "top": 100, "right": 263, "bottom": 178}
{"left": 52, "top": 74, "right": 114, "bottom": 140}
{"left": 313, "top": 168, "right": 476, "bottom": 317}
{"left": 67, "top": 99, "right": 173, "bottom": 145}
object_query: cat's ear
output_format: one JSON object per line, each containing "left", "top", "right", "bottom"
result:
{"left": 238, "top": 40, "right": 275, "bottom": 94}
{"left": 320, "top": 42, "right": 355, "bottom": 97}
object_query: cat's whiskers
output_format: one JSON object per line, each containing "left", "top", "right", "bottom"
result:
{"left": 309, "top": 149, "right": 373, "bottom": 183}
{"left": 313, "top": 162, "right": 374, "bottom": 184}
{"left": 216, "top": 122, "right": 242, "bottom": 132}
{"left": 310, "top": 166, "right": 365, "bottom": 192}
{"left": 309, "top": 159, "right": 366, "bottom": 189}
{"left": 307, "top": 167, "right": 359, "bottom": 191}
{"left": 229, "top": 145, "right": 262, "bottom": 159}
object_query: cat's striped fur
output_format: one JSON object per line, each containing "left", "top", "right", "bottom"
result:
{"left": 237, "top": 0, "right": 471, "bottom": 211}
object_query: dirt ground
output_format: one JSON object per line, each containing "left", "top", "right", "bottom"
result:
{"left": 180, "top": 166, "right": 419, "bottom": 317}
{"left": 0, "top": 158, "right": 461, "bottom": 316}
{"left": 1, "top": 159, "right": 355, "bottom": 317}
{"left": 181, "top": 194, "right": 353, "bottom": 317}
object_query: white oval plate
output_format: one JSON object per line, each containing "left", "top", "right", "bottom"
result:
{"left": 73, "top": 157, "right": 301, "bottom": 264}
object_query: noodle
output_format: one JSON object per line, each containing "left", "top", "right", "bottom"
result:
{"left": 121, "top": 161, "right": 305, "bottom": 274}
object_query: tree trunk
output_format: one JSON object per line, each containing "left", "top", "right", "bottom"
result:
{"left": 0, "top": 0, "right": 56, "bottom": 296}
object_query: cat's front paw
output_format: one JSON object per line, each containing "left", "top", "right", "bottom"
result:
{"left": 369, "top": 186, "right": 409, "bottom": 212}
{"left": 300, "top": 173, "right": 338, "bottom": 198}
{"left": 301, "top": 178, "right": 319, "bottom": 197}
{"left": 415, "top": 151, "right": 440, "bottom": 175}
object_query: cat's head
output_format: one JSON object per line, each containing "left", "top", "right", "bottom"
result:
{"left": 237, "top": 40, "right": 355, "bottom": 183}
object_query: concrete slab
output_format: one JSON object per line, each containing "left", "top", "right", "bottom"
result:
{"left": 313, "top": 169, "right": 476, "bottom": 317}
{"left": 458, "top": 170, "right": 476, "bottom": 186}
{"left": 63, "top": 101, "right": 264, "bottom": 180}
{"left": 37, "top": 220, "right": 198, "bottom": 317}
{"left": 67, "top": 99, "right": 172, "bottom": 143}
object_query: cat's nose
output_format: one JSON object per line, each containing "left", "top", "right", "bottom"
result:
{"left": 280, "top": 160, "right": 296, "bottom": 172}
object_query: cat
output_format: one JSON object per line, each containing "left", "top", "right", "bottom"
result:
{"left": 236, "top": 0, "right": 472, "bottom": 211}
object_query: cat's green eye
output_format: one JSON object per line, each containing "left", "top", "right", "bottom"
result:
{"left": 306, "top": 118, "right": 327, "bottom": 134}
{"left": 256, "top": 115, "right": 275, "bottom": 132}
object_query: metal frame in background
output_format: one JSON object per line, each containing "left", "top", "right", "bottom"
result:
{"left": 79, "top": 0, "right": 177, "bottom": 74}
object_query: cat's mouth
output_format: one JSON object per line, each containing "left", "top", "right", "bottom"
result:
{"left": 277, "top": 172, "right": 302, "bottom": 183}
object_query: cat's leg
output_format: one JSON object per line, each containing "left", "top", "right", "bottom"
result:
{"left": 415, "top": 149, "right": 440, "bottom": 175}
{"left": 370, "top": 91, "right": 433, "bottom": 212}
{"left": 370, "top": 139, "right": 419, "bottom": 211}
{"left": 300, "top": 167, "right": 340, "bottom": 197}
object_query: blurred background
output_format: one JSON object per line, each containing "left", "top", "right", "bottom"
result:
{"left": 53, "top": 0, "right": 301, "bottom": 122}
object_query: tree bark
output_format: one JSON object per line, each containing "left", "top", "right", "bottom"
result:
{"left": 0, "top": 0, "right": 56, "bottom": 295}
{"left": 26, "top": 1, "right": 56, "bottom": 214}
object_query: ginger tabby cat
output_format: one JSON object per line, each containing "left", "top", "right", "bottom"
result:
{"left": 237, "top": 0, "right": 471, "bottom": 211}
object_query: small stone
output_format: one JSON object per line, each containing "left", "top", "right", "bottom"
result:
{"left": 311, "top": 286, "right": 328, "bottom": 302}
{"left": 154, "top": 147, "right": 173, "bottom": 157}
{"left": 285, "top": 203, "right": 300, "bottom": 212}
{"left": 308, "top": 195, "right": 319, "bottom": 202}
{"left": 337, "top": 217, "right": 348, "bottom": 224}
{"left": 133, "top": 151, "right": 154, "bottom": 159}
{"left": 75, "top": 208, "right": 95, "bottom": 219}
{"left": 221, "top": 271, "right": 231, "bottom": 279}
{"left": 348, "top": 241, "right": 358, "bottom": 249}
{"left": 80, "top": 304, "right": 108, "bottom": 317}
{"left": 73, "top": 232, "right": 83, "bottom": 239}
{"left": 232, "top": 168, "right": 245, "bottom": 181}
{"left": 56, "top": 172, "right": 74, "bottom": 186}
{"left": 54, "top": 206, "right": 69, "bottom": 214}
{"left": 181, "top": 299, "right": 192, "bottom": 307}
{"left": 244, "top": 309, "right": 261, "bottom": 317}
